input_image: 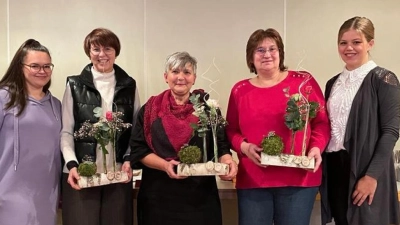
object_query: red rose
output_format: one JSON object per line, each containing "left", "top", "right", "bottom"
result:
{"left": 106, "top": 111, "right": 113, "bottom": 121}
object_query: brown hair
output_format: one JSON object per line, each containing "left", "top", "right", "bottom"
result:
{"left": 83, "top": 28, "right": 121, "bottom": 57}
{"left": 0, "top": 39, "right": 52, "bottom": 116}
{"left": 338, "top": 16, "right": 374, "bottom": 43}
{"left": 246, "top": 28, "right": 287, "bottom": 74}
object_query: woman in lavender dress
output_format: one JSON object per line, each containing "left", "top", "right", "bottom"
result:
{"left": 0, "top": 39, "right": 62, "bottom": 225}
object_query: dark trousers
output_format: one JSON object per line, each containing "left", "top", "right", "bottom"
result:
{"left": 61, "top": 173, "right": 133, "bottom": 225}
{"left": 327, "top": 150, "right": 350, "bottom": 225}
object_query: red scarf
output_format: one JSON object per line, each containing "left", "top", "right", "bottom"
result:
{"left": 144, "top": 90, "right": 198, "bottom": 158}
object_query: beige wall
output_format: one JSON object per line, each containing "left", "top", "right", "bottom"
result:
{"left": 1, "top": 0, "right": 400, "bottom": 148}
{"left": 285, "top": 0, "right": 400, "bottom": 90}
{"left": 0, "top": 0, "right": 7, "bottom": 71}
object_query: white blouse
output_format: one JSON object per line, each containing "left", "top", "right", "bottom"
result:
{"left": 326, "top": 60, "right": 377, "bottom": 152}
{"left": 61, "top": 67, "right": 141, "bottom": 173}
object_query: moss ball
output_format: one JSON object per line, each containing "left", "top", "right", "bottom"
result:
{"left": 178, "top": 145, "right": 202, "bottom": 164}
{"left": 78, "top": 162, "right": 97, "bottom": 177}
{"left": 261, "top": 132, "right": 284, "bottom": 156}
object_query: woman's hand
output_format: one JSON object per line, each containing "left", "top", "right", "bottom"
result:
{"left": 307, "top": 147, "right": 322, "bottom": 172}
{"left": 121, "top": 161, "right": 133, "bottom": 183}
{"left": 241, "top": 142, "right": 265, "bottom": 167}
{"left": 67, "top": 167, "right": 81, "bottom": 190}
{"left": 164, "top": 159, "right": 187, "bottom": 179}
{"left": 219, "top": 154, "right": 238, "bottom": 181}
{"left": 352, "top": 175, "right": 377, "bottom": 206}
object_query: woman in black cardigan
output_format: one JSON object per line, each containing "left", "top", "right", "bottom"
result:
{"left": 321, "top": 16, "right": 400, "bottom": 225}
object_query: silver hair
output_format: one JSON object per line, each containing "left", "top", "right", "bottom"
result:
{"left": 164, "top": 51, "right": 197, "bottom": 74}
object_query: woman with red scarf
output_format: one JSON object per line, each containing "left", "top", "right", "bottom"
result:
{"left": 129, "top": 51, "right": 237, "bottom": 225}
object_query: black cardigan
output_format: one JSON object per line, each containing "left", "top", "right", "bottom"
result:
{"left": 320, "top": 66, "right": 400, "bottom": 225}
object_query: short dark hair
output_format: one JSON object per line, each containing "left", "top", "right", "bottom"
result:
{"left": 0, "top": 39, "right": 52, "bottom": 116}
{"left": 83, "top": 28, "right": 121, "bottom": 57}
{"left": 246, "top": 28, "right": 287, "bottom": 74}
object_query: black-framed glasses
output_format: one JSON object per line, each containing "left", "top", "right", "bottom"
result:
{"left": 255, "top": 47, "right": 279, "bottom": 55}
{"left": 22, "top": 63, "right": 54, "bottom": 73}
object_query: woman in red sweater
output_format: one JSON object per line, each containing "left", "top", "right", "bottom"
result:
{"left": 226, "top": 28, "right": 330, "bottom": 225}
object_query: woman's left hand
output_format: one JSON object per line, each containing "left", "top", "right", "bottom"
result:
{"left": 219, "top": 154, "right": 238, "bottom": 181}
{"left": 352, "top": 175, "right": 377, "bottom": 206}
{"left": 121, "top": 161, "right": 133, "bottom": 183}
{"left": 307, "top": 147, "right": 322, "bottom": 172}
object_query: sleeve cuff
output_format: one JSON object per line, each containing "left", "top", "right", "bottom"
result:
{"left": 66, "top": 161, "right": 79, "bottom": 170}
{"left": 123, "top": 155, "right": 131, "bottom": 162}
{"left": 234, "top": 137, "right": 246, "bottom": 156}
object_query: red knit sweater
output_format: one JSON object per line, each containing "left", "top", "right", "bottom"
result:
{"left": 226, "top": 71, "right": 330, "bottom": 189}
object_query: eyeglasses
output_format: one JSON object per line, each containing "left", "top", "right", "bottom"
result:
{"left": 22, "top": 63, "right": 54, "bottom": 73}
{"left": 90, "top": 47, "right": 115, "bottom": 56}
{"left": 255, "top": 47, "right": 279, "bottom": 55}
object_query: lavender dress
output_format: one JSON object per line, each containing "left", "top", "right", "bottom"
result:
{"left": 0, "top": 89, "right": 62, "bottom": 225}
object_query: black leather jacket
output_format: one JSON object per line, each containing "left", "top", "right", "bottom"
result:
{"left": 67, "top": 64, "right": 136, "bottom": 166}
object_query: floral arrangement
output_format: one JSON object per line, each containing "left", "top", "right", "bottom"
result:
{"left": 261, "top": 76, "right": 320, "bottom": 160}
{"left": 74, "top": 107, "right": 132, "bottom": 176}
{"left": 260, "top": 83, "right": 320, "bottom": 168}
{"left": 283, "top": 86, "right": 319, "bottom": 155}
{"left": 178, "top": 91, "right": 227, "bottom": 164}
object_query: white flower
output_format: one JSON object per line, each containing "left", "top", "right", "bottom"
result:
{"left": 192, "top": 105, "right": 205, "bottom": 117}
{"left": 206, "top": 99, "right": 219, "bottom": 108}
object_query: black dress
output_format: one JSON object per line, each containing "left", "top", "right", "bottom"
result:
{"left": 129, "top": 104, "right": 231, "bottom": 225}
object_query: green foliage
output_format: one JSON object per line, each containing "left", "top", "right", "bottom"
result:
{"left": 308, "top": 102, "right": 319, "bottom": 118}
{"left": 78, "top": 162, "right": 97, "bottom": 177}
{"left": 284, "top": 95, "right": 319, "bottom": 132}
{"left": 261, "top": 132, "right": 284, "bottom": 156}
{"left": 178, "top": 145, "right": 202, "bottom": 164}
{"left": 190, "top": 94, "right": 209, "bottom": 133}
{"left": 93, "top": 107, "right": 102, "bottom": 118}
{"left": 189, "top": 94, "right": 228, "bottom": 136}
{"left": 189, "top": 93, "right": 228, "bottom": 163}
